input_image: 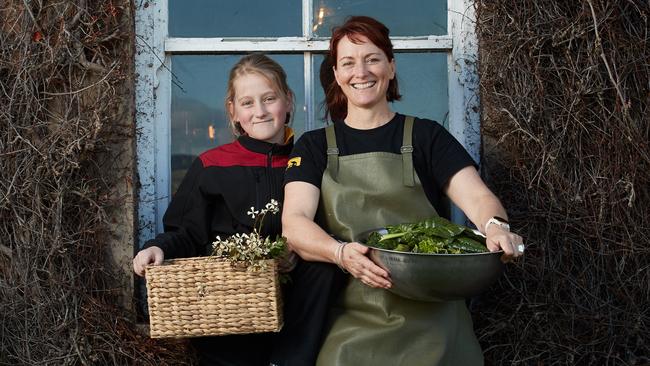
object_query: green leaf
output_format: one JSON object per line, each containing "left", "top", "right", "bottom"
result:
{"left": 363, "top": 216, "right": 487, "bottom": 254}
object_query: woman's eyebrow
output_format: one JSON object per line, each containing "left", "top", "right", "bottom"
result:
{"left": 339, "top": 52, "right": 381, "bottom": 61}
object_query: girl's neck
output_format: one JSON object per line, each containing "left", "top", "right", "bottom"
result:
{"left": 243, "top": 126, "right": 292, "bottom": 145}
{"left": 344, "top": 104, "right": 395, "bottom": 130}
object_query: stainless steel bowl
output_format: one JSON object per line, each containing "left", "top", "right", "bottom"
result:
{"left": 370, "top": 248, "right": 503, "bottom": 301}
{"left": 367, "top": 245, "right": 505, "bottom": 302}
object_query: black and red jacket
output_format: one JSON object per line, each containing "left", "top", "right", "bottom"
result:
{"left": 142, "top": 134, "right": 293, "bottom": 259}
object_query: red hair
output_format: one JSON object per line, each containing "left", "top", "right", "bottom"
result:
{"left": 323, "top": 16, "right": 402, "bottom": 121}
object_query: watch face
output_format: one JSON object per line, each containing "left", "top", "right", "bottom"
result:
{"left": 493, "top": 216, "right": 509, "bottom": 224}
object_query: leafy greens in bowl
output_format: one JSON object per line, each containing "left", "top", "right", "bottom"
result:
{"left": 360, "top": 216, "right": 504, "bottom": 302}
{"left": 365, "top": 216, "right": 488, "bottom": 254}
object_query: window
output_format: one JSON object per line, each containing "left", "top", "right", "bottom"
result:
{"left": 135, "top": 0, "right": 480, "bottom": 246}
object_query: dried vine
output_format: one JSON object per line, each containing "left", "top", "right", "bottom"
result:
{"left": 476, "top": 1, "right": 649, "bottom": 365}
{"left": 0, "top": 1, "right": 190, "bottom": 364}
{"left": 1, "top": 1, "right": 648, "bottom": 365}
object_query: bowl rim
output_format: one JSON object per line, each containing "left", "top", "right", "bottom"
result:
{"left": 367, "top": 245, "right": 504, "bottom": 257}
{"left": 357, "top": 226, "right": 498, "bottom": 257}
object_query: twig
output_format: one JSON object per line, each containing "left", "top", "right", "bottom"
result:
{"left": 42, "top": 63, "right": 117, "bottom": 96}
{"left": 586, "top": 0, "right": 629, "bottom": 116}
{"left": 0, "top": 244, "right": 12, "bottom": 259}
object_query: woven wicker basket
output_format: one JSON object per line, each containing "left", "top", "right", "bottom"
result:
{"left": 145, "top": 257, "right": 283, "bottom": 339}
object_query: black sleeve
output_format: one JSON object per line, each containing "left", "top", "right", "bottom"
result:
{"left": 414, "top": 119, "right": 478, "bottom": 191}
{"left": 141, "top": 158, "right": 212, "bottom": 259}
{"left": 283, "top": 129, "right": 327, "bottom": 188}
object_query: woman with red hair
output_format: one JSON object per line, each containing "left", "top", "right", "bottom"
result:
{"left": 283, "top": 16, "right": 523, "bottom": 365}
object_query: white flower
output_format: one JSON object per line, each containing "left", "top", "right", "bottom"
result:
{"left": 247, "top": 207, "right": 258, "bottom": 219}
{"left": 268, "top": 199, "right": 280, "bottom": 213}
{"left": 210, "top": 200, "right": 285, "bottom": 269}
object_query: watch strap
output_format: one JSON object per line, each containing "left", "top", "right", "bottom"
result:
{"left": 485, "top": 217, "right": 510, "bottom": 233}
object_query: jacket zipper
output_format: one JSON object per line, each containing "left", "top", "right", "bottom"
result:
{"left": 266, "top": 149, "right": 279, "bottom": 237}
{"left": 254, "top": 170, "right": 261, "bottom": 219}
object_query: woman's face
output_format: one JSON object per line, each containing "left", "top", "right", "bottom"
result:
{"left": 228, "top": 73, "right": 291, "bottom": 144}
{"left": 333, "top": 35, "right": 395, "bottom": 112}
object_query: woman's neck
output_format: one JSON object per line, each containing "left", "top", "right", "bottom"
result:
{"left": 344, "top": 104, "right": 395, "bottom": 130}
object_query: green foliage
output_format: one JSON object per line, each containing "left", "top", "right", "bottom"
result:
{"left": 364, "top": 216, "right": 487, "bottom": 254}
{"left": 211, "top": 200, "right": 288, "bottom": 270}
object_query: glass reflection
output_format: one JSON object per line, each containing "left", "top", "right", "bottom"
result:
{"left": 169, "top": 0, "right": 301, "bottom": 37}
{"left": 170, "top": 55, "right": 305, "bottom": 193}
{"left": 313, "top": 52, "right": 448, "bottom": 128}
{"left": 312, "top": 0, "right": 447, "bottom": 37}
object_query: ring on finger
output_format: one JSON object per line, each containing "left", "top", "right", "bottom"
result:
{"left": 516, "top": 244, "right": 525, "bottom": 253}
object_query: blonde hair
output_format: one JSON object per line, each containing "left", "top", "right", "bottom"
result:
{"left": 225, "top": 54, "right": 294, "bottom": 136}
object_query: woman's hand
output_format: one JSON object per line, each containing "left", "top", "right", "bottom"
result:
{"left": 485, "top": 225, "right": 524, "bottom": 262}
{"left": 132, "top": 246, "right": 164, "bottom": 277}
{"left": 339, "top": 242, "right": 392, "bottom": 289}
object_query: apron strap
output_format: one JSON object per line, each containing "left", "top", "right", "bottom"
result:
{"left": 325, "top": 125, "right": 339, "bottom": 180}
{"left": 401, "top": 116, "right": 415, "bottom": 187}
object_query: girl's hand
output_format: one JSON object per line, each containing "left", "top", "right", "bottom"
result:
{"left": 277, "top": 251, "right": 298, "bottom": 273}
{"left": 132, "top": 246, "right": 164, "bottom": 277}
{"left": 486, "top": 225, "right": 524, "bottom": 262}
{"left": 339, "top": 242, "right": 392, "bottom": 289}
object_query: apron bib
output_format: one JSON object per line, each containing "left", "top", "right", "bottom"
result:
{"left": 315, "top": 117, "right": 483, "bottom": 366}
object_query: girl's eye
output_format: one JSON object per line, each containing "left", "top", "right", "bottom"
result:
{"left": 241, "top": 100, "right": 253, "bottom": 107}
{"left": 367, "top": 58, "right": 380, "bottom": 64}
{"left": 264, "top": 96, "right": 277, "bottom": 103}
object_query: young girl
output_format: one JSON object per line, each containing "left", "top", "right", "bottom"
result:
{"left": 133, "top": 54, "right": 346, "bottom": 366}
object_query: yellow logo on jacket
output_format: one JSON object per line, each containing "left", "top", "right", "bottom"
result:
{"left": 287, "top": 157, "right": 301, "bottom": 169}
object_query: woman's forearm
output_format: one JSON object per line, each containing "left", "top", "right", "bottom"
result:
{"left": 446, "top": 166, "right": 524, "bottom": 258}
{"left": 282, "top": 181, "right": 339, "bottom": 263}
{"left": 468, "top": 193, "right": 508, "bottom": 235}
{"left": 445, "top": 166, "right": 507, "bottom": 232}
{"left": 282, "top": 212, "right": 339, "bottom": 263}
{"left": 282, "top": 181, "right": 391, "bottom": 286}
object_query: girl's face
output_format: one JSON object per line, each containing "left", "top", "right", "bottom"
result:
{"left": 229, "top": 73, "right": 292, "bottom": 144}
{"left": 333, "top": 35, "right": 395, "bottom": 112}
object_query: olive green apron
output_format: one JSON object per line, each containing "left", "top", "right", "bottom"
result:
{"left": 315, "top": 117, "right": 483, "bottom": 366}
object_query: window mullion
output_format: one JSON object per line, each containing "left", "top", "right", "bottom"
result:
{"left": 303, "top": 0, "right": 314, "bottom": 131}
{"left": 303, "top": 0, "right": 313, "bottom": 38}
{"left": 304, "top": 53, "right": 314, "bottom": 131}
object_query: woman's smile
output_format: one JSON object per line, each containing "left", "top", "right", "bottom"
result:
{"left": 351, "top": 81, "right": 377, "bottom": 89}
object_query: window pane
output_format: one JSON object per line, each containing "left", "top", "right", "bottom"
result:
{"left": 312, "top": 0, "right": 447, "bottom": 37}
{"left": 169, "top": 0, "right": 302, "bottom": 37}
{"left": 312, "top": 52, "right": 448, "bottom": 128}
{"left": 392, "top": 53, "right": 449, "bottom": 127}
{"left": 313, "top": 54, "right": 330, "bottom": 129}
{"left": 170, "top": 55, "right": 305, "bottom": 193}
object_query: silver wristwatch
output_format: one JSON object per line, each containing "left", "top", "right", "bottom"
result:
{"left": 485, "top": 216, "right": 510, "bottom": 233}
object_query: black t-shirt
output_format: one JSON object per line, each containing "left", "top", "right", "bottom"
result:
{"left": 284, "top": 113, "right": 477, "bottom": 217}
